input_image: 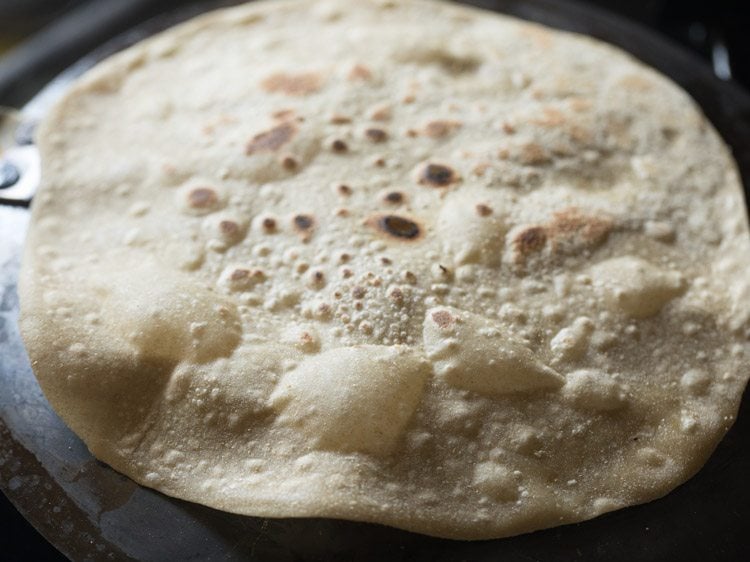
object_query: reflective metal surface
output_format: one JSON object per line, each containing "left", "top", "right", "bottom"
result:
{"left": 1, "top": 1, "right": 749, "bottom": 560}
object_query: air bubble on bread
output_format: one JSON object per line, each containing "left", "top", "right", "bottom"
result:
{"left": 269, "top": 345, "right": 430, "bottom": 456}
{"left": 423, "top": 306, "right": 564, "bottom": 395}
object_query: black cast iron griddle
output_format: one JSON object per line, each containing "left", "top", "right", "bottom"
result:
{"left": 1, "top": 0, "right": 749, "bottom": 560}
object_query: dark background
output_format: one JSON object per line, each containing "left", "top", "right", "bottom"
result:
{"left": 1, "top": 0, "right": 748, "bottom": 560}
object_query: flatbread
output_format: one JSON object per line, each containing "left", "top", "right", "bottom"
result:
{"left": 19, "top": 0, "right": 750, "bottom": 540}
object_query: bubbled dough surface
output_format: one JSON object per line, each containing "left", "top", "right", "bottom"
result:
{"left": 19, "top": 0, "right": 750, "bottom": 540}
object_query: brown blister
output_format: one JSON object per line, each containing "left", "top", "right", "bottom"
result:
{"left": 513, "top": 226, "right": 547, "bottom": 260}
{"left": 246, "top": 122, "right": 297, "bottom": 155}
{"left": 547, "top": 207, "right": 613, "bottom": 252}
{"left": 431, "top": 309, "right": 456, "bottom": 330}
{"left": 188, "top": 187, "right": 219, "bottom": 210}
{"left": 367, "top": 214, "right": 424, "bottom": 241}
{"left": 415, "top": 162, "right": 460, "bottom": 187}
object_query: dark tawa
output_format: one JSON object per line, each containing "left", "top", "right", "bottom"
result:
{"left": 1, "top": 1, "right": 749, "bottom": 560}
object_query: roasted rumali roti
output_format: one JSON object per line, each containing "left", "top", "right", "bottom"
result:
{"left": 19, "top": 0, "right": 750, "bottom": 540}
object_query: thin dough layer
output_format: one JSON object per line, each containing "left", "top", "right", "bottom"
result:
{"left": 19, "top": 0, "right": 750, "bottom": 540}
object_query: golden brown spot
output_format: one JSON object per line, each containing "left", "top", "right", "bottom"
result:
{"left": 188, "top": 188, "right": 218, "bottom": 209}
{"left": 335, "top": 208, "right": 350, "bottom": 217}
{"left": 272, "top": 109, "right": 296, "bottom": 120}
{"left": 513, "top": 226, "right": 547, "bottom": 257}
{"left": 472, "top": 162, "right": 491, "bottom": 177}
{"left": 370, "top": 214, "right": 422, "bottom": 241}
{"left": 403, "top": 271, "right": 418, "bottom": 284}
{"left": 352, "top": 286, "right": 366, "bottom": 299}
{"left": 423, "top": 120, "right": 462, "bottom": 138}
{"left": 402, "top": 94, "right": 417, "bottom": 104}
{"left": 531, "top": 107, "right": 566, "bottom": 128}
{"left": 568, "top": 125, "right": 593, "bottom": 145}
{"left": 417, "top": 162, "right": 459, "bottom": 187}
{"left": 547, "top": 208, "right": 613, "bottom": 252}
{"left": 261, "top": 72, "right": 323, "bottom": 96}
{"left": 329, "top": 114, "right": 352, "bottom": 125}
{"left": 365, "top": 128, "right": 389, "bottom": 143}
{"left": 300, "top": 332, "right": 315, "bottom": 346}
{"left": 475, "top": 204, "right": 493, "bottom": 217}
{"left": 383, "top": 191, "right": 404, "bottom": 204}
{"left": 618, "top": 75, "right": 655, "bottom": 92}
{"left": 368, "top": 105, "right": 392, "bottom": 121}
{"left": 230, "top": 268, "right": 265, "bottom": 283}
{"left": 246, "top": 122, "right": 297, "bottom": 155}
{"left": 337, "top": 184, "right": 352, "bottom": 196}
{"left": 389, "top": 287, "right": 404, "bottom": 302}
{"left": 502, "top": 122, "right": 516, "bottom": 135}
{"left": 405, "top": 129, "right": 419, "bottom": 138}
{"left": 431, "top": 310, "right": 455, "bottom": 329}
{"left": 348, "top": 64, "right": 373, "bottom": 81}
{"left": 569, "top": 98, "right": 592, "bottom": 113}
{"left": 520, "top": 27, "right": 554, "bottom": 49}
{"left": 371, "top": 157, "right": 386, "bottom": 168}
{"left": 230, "top": 268, "right": 251, "bottom": 282}
{"left": 219, "top": 220, "right": 240, "bottom": 236}
{"left": 331, "top": 139, "right": 348, "bottom": 153}
{"left": 518, "top": 142, "right": 551, "bottom": 166}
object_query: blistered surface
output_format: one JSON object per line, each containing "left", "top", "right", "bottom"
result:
{"left": 17, "top": 0, "right": 750, "bottom": 539}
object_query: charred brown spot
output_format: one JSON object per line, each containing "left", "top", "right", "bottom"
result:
{"left": 431, "top": 310, "right": 455, "bottom": 329}
{"left": 337, "top": 184, "right": 352, "bottom": 196}
{"left": 423, "top": 120, "right": 462, "bottom": 138}
{"left": 280, "top": 155, "right": 298, "bottom": 170}
{"left": 475, "top": 204, "right": 493, "bottom": 217}
{"left": 373, "top": 214, "right": 422, "bottom": 240}
{"left": 293, "top": 214, "right": 314, "bottom": 231}
{"left": 418, "top": 162, "right": 459, "bottom": 187}
{"left": 262, "top": 217, "right": 277, "bottom": 232}
{"left": 384, "top": 191, "right": 404, "bottom": 204}
{"left": 246, "top": 122, "right": 297, "bottom": 155}
{"left": 331, "top": 139, "right": 348, "bottom": 153}
{"left": 365, "top": 128, "right": 388, "bottom": 143}
{"left": 261, "top": 72, "right": 323, "bottom": 96}
{"left": 188, "top": 188, "right": 218, "bottom": 209}
{"left": 514, "top": 226, "right": 547, "bottom": 256}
